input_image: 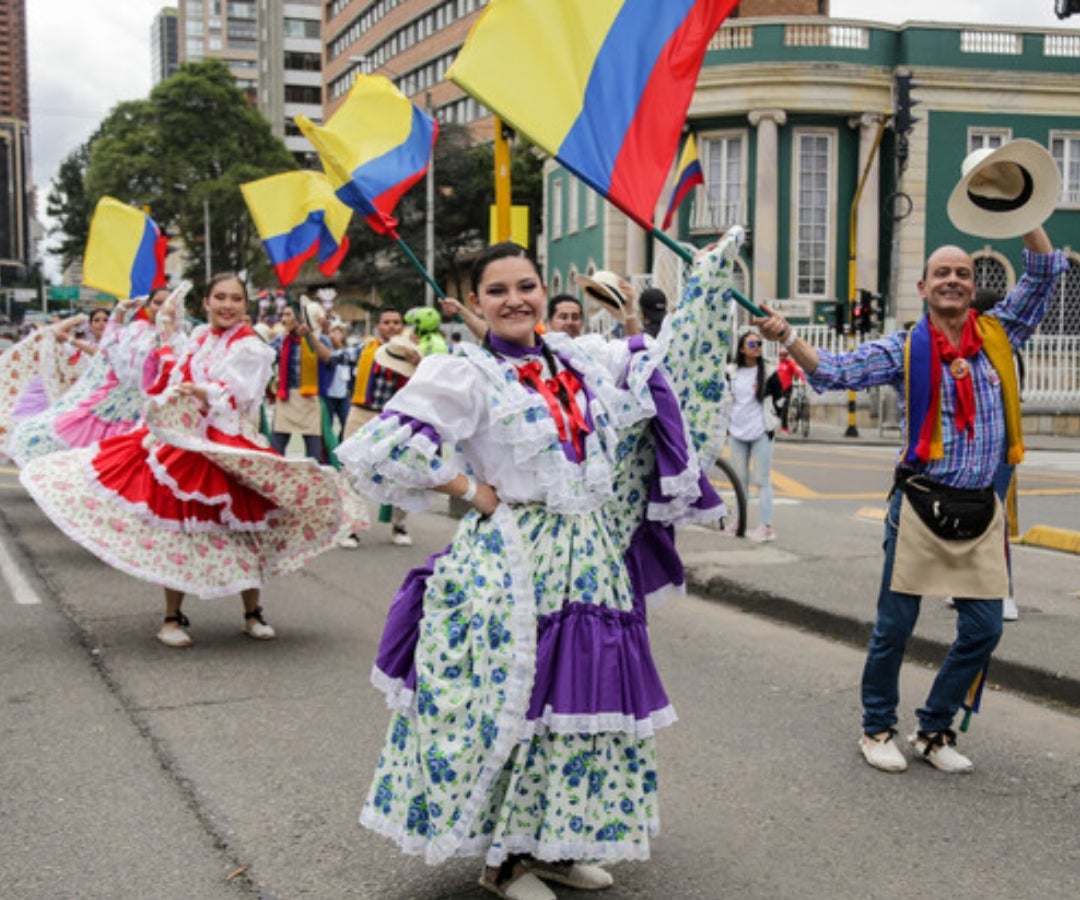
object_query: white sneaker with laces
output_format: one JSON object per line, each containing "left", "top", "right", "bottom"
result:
{"left": 748, "top": 524, "right": 775, "bottom": 543}
{"left": 859, "top": 731, "right": 907, "bottom": 772}
{"left": 338, "top": 533, "right": 360, "bottom": 549}
{"left": 1003, "top": 596, "right": 1019, "bottom": 621}
{"left": 909, "top": 730, "right": 973, "bottom": 773}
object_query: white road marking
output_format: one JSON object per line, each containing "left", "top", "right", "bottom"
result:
{"left": 0, "top": 533, "right": 42, "bottom": 605}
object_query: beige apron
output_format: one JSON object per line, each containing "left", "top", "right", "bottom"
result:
{"left": 891, "top": 494, "right": 1008, "bottom": 598}
{"left": 343, "top": 404, "right": 379, "bottom": 440}
{"left": 272, "top": 389, "right": 321, "bottom": 435}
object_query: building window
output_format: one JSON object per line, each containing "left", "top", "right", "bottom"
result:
{"left": 792, "top": 129, "right": 835, "bottom": 299}
{"left": 692, "top": 131, "right": 745, "bottom": 232}
{"left": 1051, "top": 131, "right": 1080, "bottom": 207}
{"left": 567, "top": 176, "right": 579, "bottom": 235}
{"left": 973, "top": 252, "right": 1012, "bottom": 299}
{"left": 551, "top": 177, "right": 563, "bottom": 240}
{"left": 968, "top": 128, "right": 1011, "bottom": 153}
{"left": 584, "top": 187, "right": 597, "bottom": 228}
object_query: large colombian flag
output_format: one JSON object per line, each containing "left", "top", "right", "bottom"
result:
{"left": 241, "top": 170, "right": 352, "bottom": 287}
{"left": 82, "top": 197, "right": 168, "bottom": 299}
{"left": 295, "top": 75, "right": 437, "bottom": 238}
{"left": 448, "top": 0, "right": 740, "bottom": 230}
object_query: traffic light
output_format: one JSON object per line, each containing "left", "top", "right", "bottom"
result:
{"left": 855, "top": 289, "right": 882, "bottom": 335}
{"left": 894, "top": 72, "right": 919, "bottom": 137}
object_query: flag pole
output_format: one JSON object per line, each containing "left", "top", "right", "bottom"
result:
{"left": 650, "top": 227, "right": 764, "bottom": 317}
{"left": 394, "top": 234, "right": 445, "bottom": 300}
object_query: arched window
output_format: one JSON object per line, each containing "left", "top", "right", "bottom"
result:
{"left": 1042, "top": 250, "right": 1080, "bottom": 335}
{"left": 972, "top": 250, "right": 1013, "bottom": 299}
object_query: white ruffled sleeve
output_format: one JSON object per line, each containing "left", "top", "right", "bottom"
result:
{"left": 207, "top": 336, "right": 274, "bottom": 422}
{"left": 335, "top": 354, "right": 485, "bottom": 510}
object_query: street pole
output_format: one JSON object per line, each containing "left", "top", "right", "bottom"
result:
{"left": 494, "top": 116, "right": 511, "bottom": 241}
{"left": 425, "top": 91, "right": 435, "bottom": 306}
{"left": 203, "top": 197, "right": 212, "bottom": 282}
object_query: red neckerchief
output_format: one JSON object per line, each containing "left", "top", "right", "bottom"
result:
{"left": 277, "top": 333, "right": 297, "bottom": 400}
{"left": 516, "top": 359, "right": 591, "bottom": 459}
{"left": 929, "top": 309, "right": 983, "bottom": 440}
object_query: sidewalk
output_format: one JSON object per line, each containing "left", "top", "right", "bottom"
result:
{"left": 676, "top": 422, "right": 1080, "bottom": 713}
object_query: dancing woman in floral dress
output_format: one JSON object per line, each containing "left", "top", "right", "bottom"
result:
{"left": 336, "top": 235, "right": 739, "bottom": 899}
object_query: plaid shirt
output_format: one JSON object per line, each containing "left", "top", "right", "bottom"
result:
{"left": 355, "top": 338, "right": 407, "bottom": 411}
{"left": 808, "top": 250, "right": 1068, "bottom": 489}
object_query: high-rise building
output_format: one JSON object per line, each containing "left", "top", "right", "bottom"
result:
{"left": 323, "top": 0, "right": 493, "bottom": 138}
{"left": 178, "top": 0, "right": 259, "bottom": 101}
{"left": 0, "top": 0, "right": 31, "bottom": 284}
{"left": 151, "top": 7, "right": 181, "bottom": 86}
{"left": 258, "top": 0, "right": 322, "bottom": 166}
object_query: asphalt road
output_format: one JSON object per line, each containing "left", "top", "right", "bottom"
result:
{"left": 2, "top": 464, "right": 1079, "bottom": 900}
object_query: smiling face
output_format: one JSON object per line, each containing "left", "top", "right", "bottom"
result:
{"left": 549, "top": 299, "right": 583, "bottom": 338}
{"left": 203, "top": 276, "right": 247, "bottom": 331}
{"left": 919, "top": 245, "right": 975, "bottom": 324}
{"left": 146, "top": 288, "right": 170, "bottom": 323}
{"left": 279, "top": 305, "right": 299, "bottom": 333}
{"left": 376, "top": 310, "right": 404, "bottom": 343}
{"left": 89, "top": 309, "right": 109, "bottom": 338}
{"left": 471, "top": 255, "right": 545, "bottom": 346}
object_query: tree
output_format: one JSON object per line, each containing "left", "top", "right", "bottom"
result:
{"left": 47, "top": 59, "right": 296, "bottom": 296}
{"left": 45, "top": 138, "right": 98, "bottom": 273}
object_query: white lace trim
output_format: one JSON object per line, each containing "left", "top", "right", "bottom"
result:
{"left": 518, "top": 704, "right": 678, "bottom": 740}
{"left": 369, "top": 663, "right": 415, "bottom": 710}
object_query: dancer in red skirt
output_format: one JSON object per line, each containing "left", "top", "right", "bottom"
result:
{"left": 21, "top": 274, "right": 368, "bottom": 647}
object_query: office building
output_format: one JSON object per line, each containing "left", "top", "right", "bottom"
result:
{"left": 0, "top": 0, "right": 31, "bottom": 285}
{"left": 151, "top": 7, "right": 180, "bottom": 85}
{"left": 258, "top": 0, "right": 322, "bottom": 166}
{"left": 178, "top": 0, "right": 259, "bottom": 100}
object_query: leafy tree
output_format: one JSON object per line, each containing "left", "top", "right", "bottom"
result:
{"left": 48, "top": 59, "right": 295, "bottom": 296}
{"left": 45, "top": 137, "right": 98, "bottom": 273}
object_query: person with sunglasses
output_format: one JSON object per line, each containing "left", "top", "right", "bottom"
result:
{"left": 724, "top": 328, "right": 785, "bottom": 542}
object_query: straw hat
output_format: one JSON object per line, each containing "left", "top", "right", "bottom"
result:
{"left": 574, "top": 270, "right": 627, "bottom": 314}
{"left": 946, "top": 139, "right": 1061, "bottom": 239}
{"left": 374, "top": 332, "right": 419, "bottom": 378}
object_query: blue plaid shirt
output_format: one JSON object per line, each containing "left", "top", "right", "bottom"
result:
{"left": 808, "top": 250, "right": 1068, "bottom": 489}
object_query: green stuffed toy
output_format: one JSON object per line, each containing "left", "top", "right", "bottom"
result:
{"left": 405, "top": 306, "right": 449, "bottom": 356}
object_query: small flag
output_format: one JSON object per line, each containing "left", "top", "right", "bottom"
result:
{"left": 83, "top": 197, "right": 167, "bottom": 299}
{"left": 448, "top": 0, "right": 740, "bottom": 230}
{"left": 662, "top": 133, "right": 705, "bottom": 231}
{"left": 241, "top": 171, "right": 352, "bottom": 287}
{"left": 295, "top": 75, "right": 437, "bottom": 237}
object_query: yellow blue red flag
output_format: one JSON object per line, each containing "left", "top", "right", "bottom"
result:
{"left": 295, "top": 75, "right": 437, "bottom": 238}
{"left": 241, "top": 171, "right": 352, "bottom": 287}
{"left": 449, "top": 0, "right": 740, "bottom": 230}
{"left": 82, "top": 197, "right": 167, "bottom": 299}
{"left": 662, "top": 133, "right": 705, "bottom": 230}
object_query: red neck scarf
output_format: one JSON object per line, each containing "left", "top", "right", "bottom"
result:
{"left": 929, "top": 309, "right": 983, "bottom": 441}
{"left": 277, "top": 333, "right": 298, "bottom": 400}
{"left": 516, "top": 359, "right": 591, "bottom": 460}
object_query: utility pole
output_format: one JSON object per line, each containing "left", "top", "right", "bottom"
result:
{"left": 425, "top": 91, "right": 435, "bottom": 306}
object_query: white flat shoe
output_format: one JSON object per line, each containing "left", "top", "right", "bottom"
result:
{"left": 244, "top": 607, "right": 277, "bottom": 640}
{"left": 157, "top": 612, "right": 192, "bottom": 648}
{"left": 478, "top": 871, "right": 555, "bottom": 900}
{"left": 527, "top": 860, "right": 614, "bottom": 891}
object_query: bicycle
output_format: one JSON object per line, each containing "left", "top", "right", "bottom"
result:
{"left": 787, "top": 379, "right": 811, "bottom": 439}
{"left": 708, "top": 454, "right": 748, "bottom": 538}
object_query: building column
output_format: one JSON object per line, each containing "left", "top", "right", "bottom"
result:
{"left": 748, "top": 108, "right": 787, "bottom": 302}
{"left": 853, "top": 112, "right": 883, "bottom": 296}
{"left": 625, "top": 222, "right": 647, "bottom": 281}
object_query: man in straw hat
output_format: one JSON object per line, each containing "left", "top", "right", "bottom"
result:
{"left": 751, "top": 139, "right": 1068, "bottom": 775}
{"left": 339, "top": 308, "right": 420, "bottom": 547}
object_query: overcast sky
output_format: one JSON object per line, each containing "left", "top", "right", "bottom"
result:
{"left": 27, "top": 1, "right": 1076, "bottom": 273}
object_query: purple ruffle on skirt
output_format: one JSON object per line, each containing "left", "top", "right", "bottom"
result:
{"left": 624, "top": 518, "right": 684, "bottom": 605}
{"left": 527, "top": 601, "right": 670, "bottom": 723}
{"left": 374, "top": 549, "right": 446, "bottom": 694}
{"left": 11, "top": 375, "right": 49, "bottom": 423}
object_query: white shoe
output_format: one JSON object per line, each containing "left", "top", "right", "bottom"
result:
{"left": 478, "top": 870, "right": 556, "bottom": 900}
{"left": 943, "top": 596, "right": 956, "bottom": 608}
{"left": 157, "top": 612, "right": 192, "bottom": 648}
{"left": 909, "top": 730, "right": 973, "bottom": 773}
{"left": 244, "top": 607, "right": 277, "bottom": 640}
{"left": 526, "top": 861, "right": 613, "bottom": 891}
{"left": 391, "top": 527, "right": 413, "bottom": 547}
{"left": 338, "top": 533, "right": 360, "bottom": 549}
{"left": 859, "top": 731, "right": 907, "bottom": 772}
{"left": 1003, "top": 596, "right": 1019, "bottom": 621}
{"left": 748, "top": 524, "right": 775, "bottom": 543}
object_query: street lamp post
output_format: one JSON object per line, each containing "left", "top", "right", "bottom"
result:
{"left": 203, "top": 196, "right": 212, "bottom": 282}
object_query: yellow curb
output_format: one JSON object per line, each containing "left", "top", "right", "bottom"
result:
{"left": 856, "top": 506, "right": 886, "bottom": 522}
{"left": 1019, "top": 525, "right": 1080, "bottom": 555}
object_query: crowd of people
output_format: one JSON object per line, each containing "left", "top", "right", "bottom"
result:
{"left": 0, "top": 137, "right": 1067, "bottom": 899}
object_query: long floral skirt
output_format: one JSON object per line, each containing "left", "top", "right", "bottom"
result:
{"left": 360, "top": 501, "right": 671, "bottom": 867}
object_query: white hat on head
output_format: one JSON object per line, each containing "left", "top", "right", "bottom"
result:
{"left": 946, "top": 139, "right": 1061, "bottom": 239}
{"left": 574, "top": 270, "right": 627, "bottom": 314}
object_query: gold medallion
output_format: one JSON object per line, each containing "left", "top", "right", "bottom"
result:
{"left": 949, "top": 358, "right": 970, "bottom": 380}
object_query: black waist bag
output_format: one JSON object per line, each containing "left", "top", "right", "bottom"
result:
{"left": 894, "top": 469, "right": 996, "bottom": 541}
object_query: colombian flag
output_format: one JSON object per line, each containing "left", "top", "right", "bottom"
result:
{"left": 662, "top": 133, "right": 705, "bottom": 230}
{"left": 82, "top": 197, "right": 167, "bottom": 299}
{"left": 449, "top": 0, "right": 739, "bottom": 230}
{"left": 241, "top": 171, "right": 352, "bottom": 287}
{"left": 295, "top": 76, "right": 437, "bottom": 238}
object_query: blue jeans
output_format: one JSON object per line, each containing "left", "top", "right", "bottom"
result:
{"left": 727, "top": 433, "right": 774, "bottom": 526}
{"left": 993, "top": 462, "right": 1015, "bottom": 595}
{"left": 861, "top": 489, "right": 1003, "bottom": 735}
{"left": 269, "top": 430, "right": 322, "bottom": 461}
